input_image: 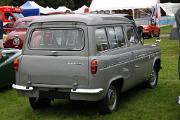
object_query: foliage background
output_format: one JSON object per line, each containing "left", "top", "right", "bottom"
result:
{"left": 0, "top": 0, "right": 179, "bottom": 10}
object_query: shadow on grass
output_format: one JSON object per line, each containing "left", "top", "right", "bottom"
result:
{"left": 28, "top": 84, "right": 148, "bottom": 117}
{"left": 0, "top": 85, "right": 13, "bottom": 92}
{"left": 119, "top": 84, "right": 148, "bottom": 105}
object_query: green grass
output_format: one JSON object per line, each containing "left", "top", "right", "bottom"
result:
{"left": 0, "top": 38, "right": 180, "bottom": 120}
{"left": 160, "top": 25, "right": 173, "bottom": 34}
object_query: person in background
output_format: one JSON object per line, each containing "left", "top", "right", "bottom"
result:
{"left": 175, "top": 8, "right": 180, "bottom": 79}
{"left": 176, "top": 9, "right": 180, "bottom": 40}
{"left": 0, "top": 14, "right": 3, "bottom": 48}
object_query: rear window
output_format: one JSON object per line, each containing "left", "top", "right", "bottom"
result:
{"left": 13, "top": 13, "right": 24, "bottom": 19}
{"left": 29, "top": 28, "right": 84, "bottom": 50}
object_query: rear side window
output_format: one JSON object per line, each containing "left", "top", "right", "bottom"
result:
{"left": 115, "top": 26, "right": 126, "bottom": 47}
{"left": 95, "top": 28, "right": 109, "bottom": 52}
{"left": 126, "top": 25, "right": 139, "bottom": 44}
{"left": 29, "top": 28, "right": 84, "bottom": 50}
{"left": 107, "top": 27, "right": 119, "bottom": 49}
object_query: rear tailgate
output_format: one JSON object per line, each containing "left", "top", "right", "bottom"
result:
{"left": 19, "top": 23, "right": 89, "bottom": 88}
{"left": 20, "top": 54, "right": 89, "bottom": 88}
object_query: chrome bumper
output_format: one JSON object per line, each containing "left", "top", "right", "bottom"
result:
{"left": 71, "top": 88, "right": 103, "bottom": 94}
{"left": 12, "top": 84, "right": 103, "bottom": 94}
{"left": 12, "top": 84, "right": 33, "bottom": 91}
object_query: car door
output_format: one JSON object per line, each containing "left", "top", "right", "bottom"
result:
{"left": 125, "top": 24, "right": 149, "bottom": 84}
{"left": 92, "top": 26, "right": 134, "bottom": 91}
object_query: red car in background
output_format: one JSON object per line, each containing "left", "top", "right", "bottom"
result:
{"left": 142, "top": 24, "right": 160, "bottom": 38}
{"left": 0, "top": 6, "right": 24, "bottom": 34}
{"left": 3, "top": 16, "right": 39, "bottom": 49}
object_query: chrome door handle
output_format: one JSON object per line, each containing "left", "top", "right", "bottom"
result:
{"left": 138, "top": 54, "right": 146, "bottom": 58}
{"left": 135, "top": 65, "right": 140, "bottom": 68}
{"left": 51, "top": 51, "right": 57, "bottom": 54}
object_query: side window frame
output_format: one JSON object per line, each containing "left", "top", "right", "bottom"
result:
{"left": 114, "top": 25, "right": 127, "bottom": 48}
{"left": 106, "top": 25, "right": 127, "bottom": 50}
{"left": 106, "top": 26, "right": 119, "bottom": 49}
{"left": 125, "top": 24, "right": 140, "bottom": 46}
{"left": 95, "top": 27, "right": 110, "bottom": 53}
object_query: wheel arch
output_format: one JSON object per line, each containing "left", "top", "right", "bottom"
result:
{"left": 153, "top": 58, "right": 161, "bottom": 72}
{"left": 107, "top": 76, "right": 124, "bottom": 94}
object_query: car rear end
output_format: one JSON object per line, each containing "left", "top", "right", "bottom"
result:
{"left": 13, "top": 20, "right": 103, "bottom": 101}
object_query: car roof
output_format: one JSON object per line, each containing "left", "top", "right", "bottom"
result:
{"left": 30, "top": 14, "right": 132, "bottom": 26}
{"left": 15, "top": 16, "right": 40, "bottom": 23}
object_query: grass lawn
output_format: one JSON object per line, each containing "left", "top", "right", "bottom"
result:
{"left": 0, "top": 36, "right": 180, "bottom": 120}
{"left": 160, "top": 25, "right": 173, "bottom": 34}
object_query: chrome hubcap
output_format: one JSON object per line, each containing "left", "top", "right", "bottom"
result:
{"left": 107, "top": 87, "right": 117, "bottom": 111}
{"left": 149, "top": 69, "right": 157, "bottom": 86}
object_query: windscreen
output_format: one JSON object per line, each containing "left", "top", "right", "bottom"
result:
{"left": 15, "top": 21, "right": 31, "bottom": 29}
{"left": 13, "top": 13, "right": 24, "bottom": 19}
{"left": 29, "top": 28, "right": 84, "bottom": 50}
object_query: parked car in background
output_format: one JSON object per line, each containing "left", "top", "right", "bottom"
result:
{"left": 142, "top": 24, "right": 160, "bottom": 38}
{"left": 0, "top": 49, "right": 21, "bottom": 88}
{"left": 13, "top": 14, "right": 161, "bottom": 114}
{"left": 135, "top": 18, "right": 160, "bottom": 39}
{"left": 3, "top": 16, "right": 39, "bottom": 49}
{"left": 0, "top": 6, "right": 24, "bottom": 34}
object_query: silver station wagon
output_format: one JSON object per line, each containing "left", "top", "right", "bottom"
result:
{"left": 13, "top": 14, "right": 161, "bottom": 114}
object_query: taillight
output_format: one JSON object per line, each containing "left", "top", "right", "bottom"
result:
{"left": 91, "top": 59, "right": 97, "bottom": 74}
{"left": 13, "top": 58, "right": 19, "bottom": 72}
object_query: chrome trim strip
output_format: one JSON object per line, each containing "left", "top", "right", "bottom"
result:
{"left": 12, "top": 84, "right": 33, "bottom": 91}
{"left": 1, "top": 49, "right": 22, "bottom": 54}
{"left": 71, "top": 88, "right": 103, "bottom": 94}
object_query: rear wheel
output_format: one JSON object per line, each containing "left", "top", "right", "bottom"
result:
{"left": 29, "top": 97, "right": 51, "bottom": 109}
{"left": 140, "top": 35, "right": 144, "bottom": 44}
{"left": 157, "top": 30, "right": 160, "bottom": 37}
{"left": 98, "top": 84, "right": 119, "bottom": 115}
{"left": 149, "top": 31, "right": 154, "bottom": 38}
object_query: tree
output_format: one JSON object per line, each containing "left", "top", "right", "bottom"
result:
{"left": 0, "top": 0, "right": 9, "bottom": 5}
{"left": 73, "top": 0, "right": 92, "bottom": 10}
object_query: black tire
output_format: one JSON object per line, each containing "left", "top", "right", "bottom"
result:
{"left": 149, "top": 31, "right": 154, "bottom": 38}
{"left": 29, "top": 97, "right": 51, "bottom": 109}
{"left": 145, "top": 65, "right": 158, "bottom": 89}
{"left": 140, "top": 35, "right": 144, "bottom": 45}
{"left": 98, "top": 84, "right": 119, "bottom": 115}
{"left": 157, "top": 30, "right": 160, "bottom": 37}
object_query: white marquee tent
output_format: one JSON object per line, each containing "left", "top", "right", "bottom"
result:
{"left": 74, "top": 5, "right": 88, "bottom": 13}
{"left": 89, "top": 0, "right": 160, "bottom": 11}
{"left": 21, "top": 1, "right": 72, "bottom": 15}
{"left": 55, "top": 6, "right": 71, "bottom": 12}
{"left": 160, "top": 3, "right": 180, "bottom": 16}
{"left": 21, "top": 1, "right": 55, "bottom": 14}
